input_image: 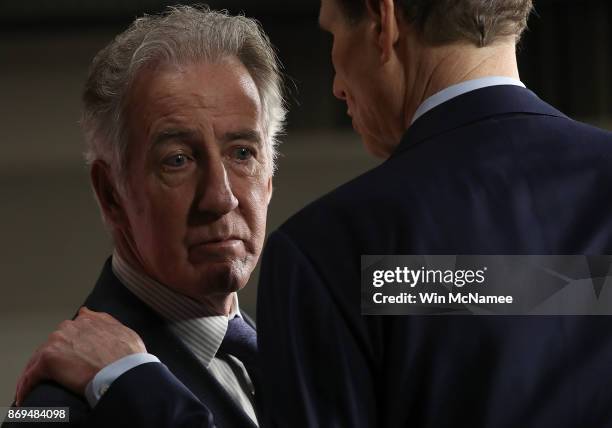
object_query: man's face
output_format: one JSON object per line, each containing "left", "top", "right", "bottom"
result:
{"left": 319, "top": 0, "right": 404, "bottom": 157}
{"left": 117, "top": 57, "right": 272, "bottom": 306}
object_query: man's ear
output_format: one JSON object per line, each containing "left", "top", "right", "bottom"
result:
{"left": 90, "top": 160, "right": 127, "bottom": 229}
{"left": 266, "top": 176, "right": 274, "bottom": 205}
{"left": 365, "top": 0, "right": 400, "bottom": 64}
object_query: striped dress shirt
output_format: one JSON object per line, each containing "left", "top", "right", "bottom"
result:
{"left": 111, "top": 252, "right": 258, "bottom": 425}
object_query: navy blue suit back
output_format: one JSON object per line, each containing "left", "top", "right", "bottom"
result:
{"left": 257, "top": 86, "right": 612, "bottom": 428}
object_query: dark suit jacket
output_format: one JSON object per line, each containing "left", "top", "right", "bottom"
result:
{"left": 4, "top": 258, "right": 257, "bottom": 428}
{"left": 256, "top": 85, "right": 612, "bottom": 427}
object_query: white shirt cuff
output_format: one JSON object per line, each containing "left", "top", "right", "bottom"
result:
{"left": 84, "top": 353, "right": 161, "bottom": 407}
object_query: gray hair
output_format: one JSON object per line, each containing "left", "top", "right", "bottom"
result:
{"left": 82, "top": 5, "right": 286, "bottom": 180}
{"left": 337, "top": 0, "right": 533, "bottom": 47}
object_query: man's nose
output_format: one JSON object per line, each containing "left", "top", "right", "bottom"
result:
{"left": 332, "top": 74, "right": 347, "bottom": 100}
{"left": 196, "top": 159, "right": 239, "bottom": 217}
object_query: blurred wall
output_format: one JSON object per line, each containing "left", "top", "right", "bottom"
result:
{"left": 1, "top": 0, "right": 611, "bottom": 405}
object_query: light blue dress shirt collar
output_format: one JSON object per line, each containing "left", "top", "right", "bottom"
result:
{"left": 411, "top": 76, "right": 526, "bottom": 124}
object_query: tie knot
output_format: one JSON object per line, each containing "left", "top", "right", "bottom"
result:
{"left": 218, "top": 316, "right": 257, "bottom": 364}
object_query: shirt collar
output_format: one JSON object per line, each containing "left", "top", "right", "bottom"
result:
{"left": 411, "top": 76, "right": 526, "bottom": 125}
{"left": 111, "top": 250, "right": 240, "bottom": 367}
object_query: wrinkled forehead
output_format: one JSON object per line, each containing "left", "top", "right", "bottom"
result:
{"left": 124, "top": 58, "right": 263, "bottom": 131}
{"left": 133, "top": 57, "right": 259, "bottom": 105}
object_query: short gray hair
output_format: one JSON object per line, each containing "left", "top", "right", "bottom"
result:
{"left": 337, "top": 0, "right": 533, "bottom": 47}
{"left": 82, "top": 5, "right": 286, "bottom": 179}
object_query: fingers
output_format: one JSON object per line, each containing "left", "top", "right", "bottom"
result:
{"left": 56, "top": 320, "right": 76, "bottom": 337}
{"left": 15, "top": 337, "right": 52, "bottom": 406}
{"left": 15, "top": 351, "right": 46, "bottom": 406}
{"left": 78, "top": 306, "right": 119, "bottom": 324}
{"left": 15, "top": 311, "right": 144, "bottom": 405}
{"left": 15, "top": 321, "right": 74, "bottom": 406}
{"left": 78, "top": 306, "right": 98, "bottom": 320}
{"left": 78, "top": 306, "right": 92, "bottom": 317}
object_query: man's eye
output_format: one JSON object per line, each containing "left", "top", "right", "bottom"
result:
{"left": 163, "top": 154, "right": 190, "bottom": 168}
{"left": 233, "top": 147, "right": 254, "bottom": 161}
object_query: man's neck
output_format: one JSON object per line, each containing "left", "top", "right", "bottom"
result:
{"left": 402, "top": 38, "right": 520, "bottom": 126}
{"left": 112, "top": 236, "right": 235, "bottom": 316}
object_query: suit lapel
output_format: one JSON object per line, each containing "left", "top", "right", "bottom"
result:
{"left": 83, "top": 259, "right": 257, "bottom": 428}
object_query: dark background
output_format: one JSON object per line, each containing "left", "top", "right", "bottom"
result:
{"left": 3, "top": 0, "right": 612, "bottom": 128}
{"left": 1, "top": 0, "right": 611, "bottom": 403}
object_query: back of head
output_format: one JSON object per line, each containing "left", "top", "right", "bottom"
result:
{"left": 337, "top": 0, "right": 533, "bottom": 46}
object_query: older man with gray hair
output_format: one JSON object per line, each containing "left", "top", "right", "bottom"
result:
{"left": 10, "top": 5, "right": 284, "bottom": 427}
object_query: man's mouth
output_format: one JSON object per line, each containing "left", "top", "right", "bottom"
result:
{"left": 189, "top": 241, "right": 244, "bottom": 266}
{"left": 188, "top": 234, "right": 245, "bottom": 261}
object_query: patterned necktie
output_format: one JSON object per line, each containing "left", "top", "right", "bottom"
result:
{"left": 218, "top": 316, "right": 260, "bottom": 390}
